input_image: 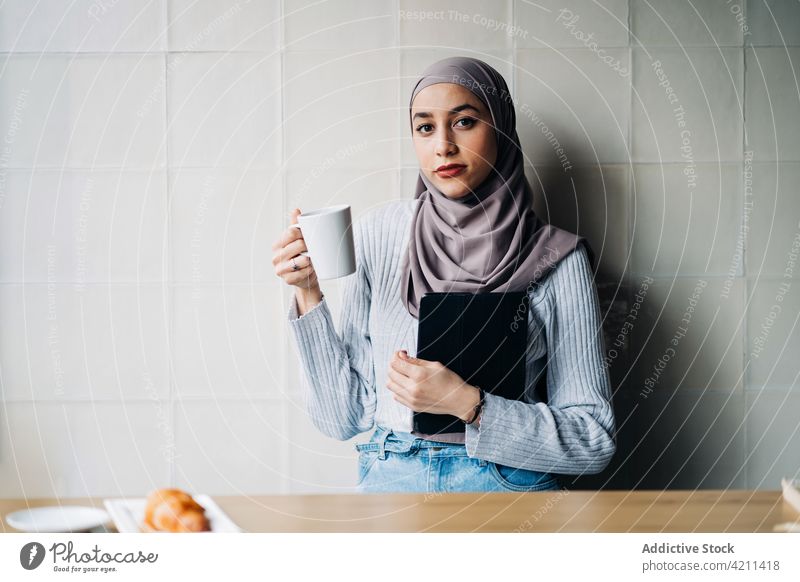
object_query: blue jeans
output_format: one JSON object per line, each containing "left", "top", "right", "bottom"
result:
{"left": 355, "top": 425, "right": 562, "bottom": 493}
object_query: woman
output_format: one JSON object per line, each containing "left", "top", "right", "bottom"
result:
{"left": 272, "top": 57, "right": 616, "bottom": 493}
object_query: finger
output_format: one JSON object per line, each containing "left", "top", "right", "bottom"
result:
{"left": 281, "top": 262, "right": 313, "bottom": 278}
{"left": 281, "top": 259, "right": 316, "bottom": 281}
{"left": 273, "top": 238, "right": 308, "bottom": 265}
{"left": 404, "top": 353, "right": 433, "bottom": 367}
{"left": 278, "top": 256, "right": 313, "bottom": 277}
{"left": 387, "top": 367, "right": 411, "bottom": 390}
{"left": 286, "top": 237, "right": 308, "bottom": 256}
{"left": 387, "top": 378, "right": 413, "bottom": 409}
{"left": 278, "top": 255, "right": 313, "bottom": 276}
{"left": 272, "top": 233, "right": 306, "bottom": 254}
{"left": 288, "top": 209, "right": 302, "bottom": 238}
{"left": 272, "top": 210, "right": 302, "bottom": 251}
{"left": 387, "top": 367, "right": 413, "bottom": 392}
{"left": 391, "top": 356, "right": 421, "bottom": 380}
{"left": 385, "top": 376, "right": 400, "bottom": 394}
{"left": 273, "top": 229, "right": 302, "bottom": 252}
{"left": 273, "top": 221, "right": 304, "bottom": 250}
{"left": 284, "top": 266, "right": 318, "bottom": 287}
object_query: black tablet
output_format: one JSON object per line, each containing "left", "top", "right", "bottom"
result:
{"left": 413, "top": 291, "right": 528, "bottom": 435}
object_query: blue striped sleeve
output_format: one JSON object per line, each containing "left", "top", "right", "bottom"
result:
{"left": 464, "top": 243, "right": 617, "bottom": 474}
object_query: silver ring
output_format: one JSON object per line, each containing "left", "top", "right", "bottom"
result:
{"left": 290, "top": 257, "right": 299, "bottom": 271}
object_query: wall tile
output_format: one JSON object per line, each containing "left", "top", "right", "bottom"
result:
{"left": 745, "top": 390, "right": 800, "bottom": 489}
{"left": 285, "top": 168, "right": 400, "bottom": 221}
{"left": 170, "top": 168, "right": 282, "bottom": 283}
{"left": 527, "top": 164, "right": 630, "bottom": 280}
{"left": 172, "top": 284, "right": 285, "bottom": 398}
{"left": 173, "top": 400, "right": 286, "bottom": 495}
{"left": 283, "top": 51, "right": 400, "bottom": 171}
{"left": 0, "top": 402, "right": 172, "bottom": 497}
{"left": 0, "top": 0, "right": 166, "bottom": 53}
{"left": 515, "top": 0, "right": 628, "bottom": 48}
{"left": 284, "top": 0, "right": 395, "bottom": 50}
{"left": 0, "top": 55, "right": 166, "bottom": 168}
{"left": 631, "top": 163, "right": 743, "bottom": 276}
{"left": 746, "top": 277, "right": 800, "bottom": 390}
{"left": 595, "top": 279, "right": 634, "bottom": 390}
{"left": 168, "top": 0, "right": 280, "bottom": 52}
{"left": 617, "top": 390, "right": 746, "bottom": 489}
{"left": 630, "top": 0, "right": 744, "bottom": 47}
{"left": 0, "top": 170, "right": 167, "bottom": 283}
{"left": 0, "top": 285, "right": 170, "bottom": 402}
{"left": 167, "top": 53, "right": 281, "bottom": 167}
{"left": 400, "top": 166, "right": 423, "bottom": 200}
{"left": 399, "top": 0, "right": 512, "bottom": 49}
{"left": 744, "top": 163, "right": 800, "bottom": 277}
{"left": 627, "top": 278, "right": 745, "bottom": 394}
{"left": 517, "top": 49, "right": 631, "bottom": 165}
{"left": 285, "top": 402, "right": 361, "bottom": 493}
{"left": 746, "top": 0, "right": 800, "bottom": 46}
{"left": 632, "top": 48, "right": 743, "bottom": 162}
{"left": 745, "top": 48, "right": 800, "bottom": 161}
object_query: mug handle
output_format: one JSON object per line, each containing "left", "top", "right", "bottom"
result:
{"left": 289, "top": 223, "right": 309, "bottom": 257}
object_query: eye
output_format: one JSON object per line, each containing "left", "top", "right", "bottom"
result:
{"left": 454, "top": 117, "right": 476, "bottom": 128}
{"left": 415, "top": 123, "right": 433, "bottom": 134}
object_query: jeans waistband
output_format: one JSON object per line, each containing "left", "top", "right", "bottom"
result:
{"left": 370, "top": 424, "right": 474, "bottom": 461}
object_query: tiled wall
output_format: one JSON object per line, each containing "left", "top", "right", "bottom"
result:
{"left": 0, "top": 1, "right": 797, "bottom": 497}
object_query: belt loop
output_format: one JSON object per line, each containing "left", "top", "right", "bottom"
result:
{"left": 377, "top": 426, "right": 392, "bottom": 460}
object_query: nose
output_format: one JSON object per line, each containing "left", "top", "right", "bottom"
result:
{"left": 434, "top": 133, "right": 457, "bottom": 158}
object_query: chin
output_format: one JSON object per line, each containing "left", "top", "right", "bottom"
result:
{"left": 425, "top": 171, "right": 474, "bottom": 200}
{"left": 431, "top": 180, "right": 469, "bottom": 200}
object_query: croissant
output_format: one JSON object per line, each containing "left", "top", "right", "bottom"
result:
{"left": 142, "top": 489, "right": 211, "bottom": 533}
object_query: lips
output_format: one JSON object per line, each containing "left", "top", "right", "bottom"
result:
{"left": 435, "top": 164, "right": 466, "bottom": 178}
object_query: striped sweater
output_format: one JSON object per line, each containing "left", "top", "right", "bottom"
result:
{"left": 287, "top": 199, "right": 616, "bottom": 475}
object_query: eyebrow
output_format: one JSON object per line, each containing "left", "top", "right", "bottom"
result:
{"left": 412, "top": 103, "right": 481, "bottom": 121}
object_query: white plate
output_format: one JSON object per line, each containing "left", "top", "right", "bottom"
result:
{"left": 103, "top": 495, "right": 241, "bottom": 533}
{"left": 782, "top": 477, "right": 800, "bottom": 513}
{"left": 5, "top": 506, "right": 110, "bottom": 533}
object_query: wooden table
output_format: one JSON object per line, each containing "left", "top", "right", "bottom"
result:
{"left": 2, "top": 490, "right": 798, "bottom": 533}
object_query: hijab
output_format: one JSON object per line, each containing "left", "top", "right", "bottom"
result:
{"left": 400, "top": 56, "right": 595, "bottom": 319}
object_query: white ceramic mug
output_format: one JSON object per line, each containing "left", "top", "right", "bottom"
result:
{"left": 290, "top": 204, "right": 356, "bottom": 280}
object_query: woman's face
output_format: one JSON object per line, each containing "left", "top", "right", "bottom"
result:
{"left": 411, "top": 83, "right": 497, "bottom": 200}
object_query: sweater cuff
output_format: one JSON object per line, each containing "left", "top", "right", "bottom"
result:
{"left": 464, "top": 392, "right": 500, "bottom": 459}
{"left": 287, "top": 293, "right": 331, "bottom": 345}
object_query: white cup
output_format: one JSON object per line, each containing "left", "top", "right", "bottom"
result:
{"left": 290, "top": 204, "right": 356, "bottom": 280}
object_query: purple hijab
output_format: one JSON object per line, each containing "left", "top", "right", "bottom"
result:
{"left": 400, "top": 56, "right": 594, "bottom": 319}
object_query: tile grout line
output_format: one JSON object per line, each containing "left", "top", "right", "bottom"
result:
{"left": 627, "top": 0, "right": 634, "bottom": 298}
{"left": 396, "top": 0, "right": 402, "bottom": 199}
{"left": 5, "top": 45, "right": 800, "bottom": 55}
{"left": 162, "top": 0, "right": 177, "bottom": 490}
{"left": 279, "top": 0, "right": 290, "bottom": 496}
{"left": 3, "top": 160, "right": 799, "bottom": 172}
{"left": 742, "top": 0, "right": 750, "bottom": 490}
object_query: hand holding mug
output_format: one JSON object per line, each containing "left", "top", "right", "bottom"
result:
{"left": 286, "top": 204, "right": 356, "bottom": 280}
{"left": 272, "top": 208, "right": 319, "bottom": 291}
